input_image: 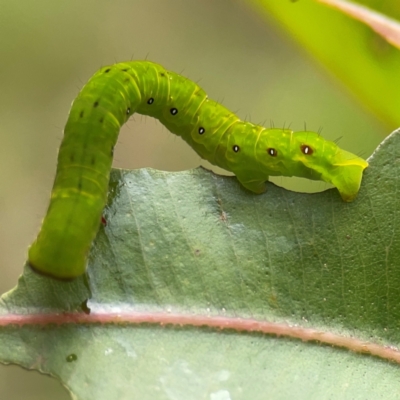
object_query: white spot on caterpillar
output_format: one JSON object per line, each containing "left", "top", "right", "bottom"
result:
{"left": 301, "top": 144, "right": 313, "bottom": 155}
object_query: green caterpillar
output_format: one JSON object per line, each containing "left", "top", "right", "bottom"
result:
{"left": 28, "top": 61, "right": 368, "bottom": 279}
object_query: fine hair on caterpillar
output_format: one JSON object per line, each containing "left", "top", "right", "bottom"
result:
{"left": 28, "top": 60, "right": 368, "bottom": 279}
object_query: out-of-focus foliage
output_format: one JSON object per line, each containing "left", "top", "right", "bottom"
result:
{"left": 250, "top": 0, "right": 400, "bottom": 129}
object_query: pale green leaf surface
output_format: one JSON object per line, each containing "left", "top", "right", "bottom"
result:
{"left": 1, "top": 130, "right": 400, "bottom": 399}
{"left": 249, "top": 0, "right": 400, "bottom": 129}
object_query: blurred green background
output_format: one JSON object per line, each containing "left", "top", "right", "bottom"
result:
{"left": 0, "top": 0, "right": 385, "bottom": 398}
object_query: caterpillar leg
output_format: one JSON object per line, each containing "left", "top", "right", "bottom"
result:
{"left": 236, "top": 176, "right": 268, "bottom": 194}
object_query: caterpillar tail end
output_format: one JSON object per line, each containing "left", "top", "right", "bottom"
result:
{"left": 28, "top": 236, "right": 88, "bottom": 280}
{"left": 27, "top": 194, "right": 103, "bottom": 280}
{"left": 27, "top": 259, "right": 79, "bottom": 281}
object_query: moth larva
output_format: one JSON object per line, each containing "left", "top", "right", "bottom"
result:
{"left": 28, "top": 61, "right": 368, "bottom": 279}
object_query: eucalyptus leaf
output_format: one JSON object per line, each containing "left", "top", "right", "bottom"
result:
{"left": 1, "top": 129, "right": 399, "bottom": 400}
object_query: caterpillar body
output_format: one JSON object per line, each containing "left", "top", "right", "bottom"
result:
{"left": 28, "top": 61, "right": 368, "bottom": 279}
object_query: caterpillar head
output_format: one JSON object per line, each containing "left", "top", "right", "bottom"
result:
{"left": 255, "top": 129, "right": 368, "bottom": 201}
{"left": 292, "top": 131, "right": 369, "bottom": 202}
{"left": 322, "top": 149, "right": 369, "bottom": 202}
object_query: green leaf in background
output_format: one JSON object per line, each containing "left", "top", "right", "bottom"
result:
{"left": 249, "top": 0, "right": 400, "bottom": 129}
{"left": 1, "top": 129, "right": 400, "bottom": 399}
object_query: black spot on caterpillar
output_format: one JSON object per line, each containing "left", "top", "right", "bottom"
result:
{"left": 28, "top": 60, "right": 368, "bottom": 279}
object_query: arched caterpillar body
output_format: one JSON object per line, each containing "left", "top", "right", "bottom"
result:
{"left": 28, "top": 61, "right": 368, "bottom": 279}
